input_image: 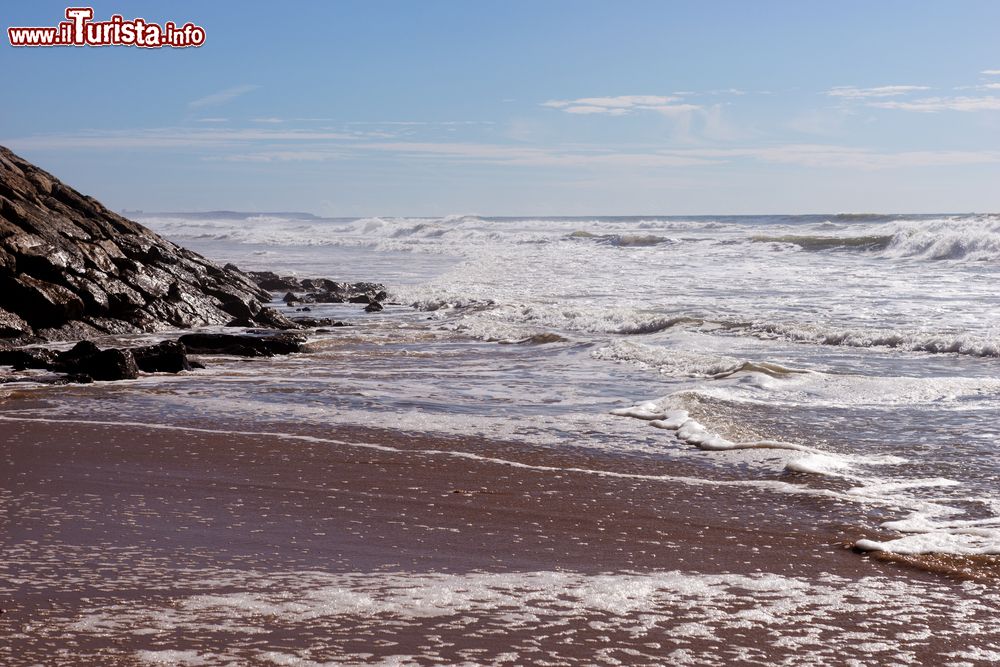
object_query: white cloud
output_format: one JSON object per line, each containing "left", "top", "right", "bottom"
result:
{"left": 870, "top": 96, "right": 1000, "bottom": 112}
{"left": 981, "top": 69, "right": 1000, "bottom": 75}
{"left": 187, "top": 84, "right": 259, "bottom": 109}
{"left": 562, "top": 105, "right": 630, "bottom": 116}
{"left": 542, "top": 95, "right": 700, "bottom": 116}
{"left": 826, "top": 85, "right": 929, "bottom": 99}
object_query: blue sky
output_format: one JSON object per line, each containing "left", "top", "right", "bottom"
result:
{"left": 3, "top": 1, "right": 1000, "bottom": 215}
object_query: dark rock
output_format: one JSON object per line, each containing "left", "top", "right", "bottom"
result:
{"left": 132, "top": 340, "right": 192, "bottom": 373}
{"left": 0, "top": 307, "right": 31, "bottom": 338}
{"left": 349, "top": 294, "right": 371, "bottom": 304}
{"left": 311, "top": 291, "right": 344, "bottom": 303}
{"left": 58, "top": 340, "right": 100, "bottom": 362}
{"left": 0, "top": 145, "right": 297, "bottom": 339}
{"left": 0, "top": 347, "right": 59, "bottom": 370}
{"left": 283, "top": 292, "right": 299, "bottom": 304}
{"left": 301, "top": 278, "right": 340, "bottom": 292}
{"left": 290, "top": 316, "right": 351, "bottom": 327}
{"left": 179, "top": 332, "right": 306, "bottom": 357}
{"left": 72, "top": 347, "right": 139, "bottom": 381}
{"left": 248, "top": 271, "right": 302, "bottom": 291}
{"left": 0, "top": 274, "right": 85, "bottom": 327}
{"left": 364, "top": 301, "right": 384, "bottom": 313}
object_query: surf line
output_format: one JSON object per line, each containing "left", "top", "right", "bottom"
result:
{"left": 0, "top": 414, "right": 855, "bottom": 500}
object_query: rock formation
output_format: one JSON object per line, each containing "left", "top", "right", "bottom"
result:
{"left": 0, "top": 146, "right": 293, "bottom": 345}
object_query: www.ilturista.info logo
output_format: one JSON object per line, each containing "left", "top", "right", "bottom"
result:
{"left": 7, "top": 7, "right": 205, "bottom": 48}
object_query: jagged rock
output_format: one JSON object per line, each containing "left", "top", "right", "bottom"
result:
{"left": 0, "top": 307, "right": 30, "bottom": 338}
{"left": 249, "top": 272, "right": 386, "bottom": 307}
{"left": 0, "top": 145, "right": 296, "bottom": 342}
{"left": 291, "top": 316, "right": 350, "bottom": 327}
{"left": 0, "top": 274, "right": 85, "bottom": 327}
{"left": 364, "top": 301, "right": 384, "bottom": 313}
{"left": 248, "top": 271, "right": 302, "bottom": 291}
{"left": 178, "top": 332, "right": 306, "bottom": 357}
{"left": 301, "top": 278, "right": 340, "bottom": 292}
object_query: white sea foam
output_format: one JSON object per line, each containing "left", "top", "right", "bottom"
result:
{"left": 880, "top": 215, "right": 1000, "bottom": 261}
{"left": 609, "top": 393, "right": 1000, "bottom": 556}
{"left": 15, "top": 568, "right": 992, "bottom": 666}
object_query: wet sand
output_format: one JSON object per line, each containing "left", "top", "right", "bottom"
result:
{"left": 2, "top": 416, "right": 999, "bottom": 665}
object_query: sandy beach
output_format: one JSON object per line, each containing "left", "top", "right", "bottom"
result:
{"left": 3, "top": 413, "right": 998, "bottom": 665}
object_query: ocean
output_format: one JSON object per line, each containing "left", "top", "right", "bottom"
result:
{"left": 4, "top": 211, "right": 1000, "bottom": 664}
{"left": 142, "top": 211, "right": 1000, "bottom": 560}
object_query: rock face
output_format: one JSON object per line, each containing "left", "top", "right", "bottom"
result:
{"left": 0, "top": 146, "right": 294, "bottom": 344}
{"left": 248, "top": 271, "right": 386, "bottom": 307}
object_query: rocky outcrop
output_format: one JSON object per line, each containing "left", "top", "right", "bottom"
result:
{"left": 0, "top": 146, "right": 294, "bottom": 344}
{"left": 248, "top": 271, "right": 386, "bottom": 308}
{"left": 0, "top": 331, "right": 306, "bottom": 383}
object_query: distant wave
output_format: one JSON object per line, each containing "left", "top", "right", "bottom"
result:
{"left": 568, "top": 231, "right": 673, "bottom": 247}
{"left": 728, "top": 320, "right": 1000, "bottom": 358}
{"left": 752, "top": 216, "right": 1000, "bottom": 262}
{"left": 751, "top": 234, "right": 894, "bottom": 252}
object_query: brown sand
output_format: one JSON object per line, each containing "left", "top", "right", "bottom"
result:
{"left": 2, "top": 417, "right": 998, "bottom": 665}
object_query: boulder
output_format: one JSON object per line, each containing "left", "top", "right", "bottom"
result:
{"left": 55, "top": 342, "right": 139, "bottom": 381}
{"left": 132, "top": 340, "right": 192, "bottom": 373}
{"left": 178, "top": 332, "right": 306, "bottom": 357}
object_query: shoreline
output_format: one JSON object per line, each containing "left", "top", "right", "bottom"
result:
{"left": 3, "top": 415, "right": 999, "bottom": 664}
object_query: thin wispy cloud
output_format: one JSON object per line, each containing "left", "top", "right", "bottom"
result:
{"left": 209, "top": 139, "right": 1000, "bottom": 171}
{"left": 870, "top": 96, "right": 1000, "bottom": 112}
{"left": 3, "top": 127, "right": 355, "bottom": 150}
{"left": 542, "top": 95, "right": 700, "bottom": 116}
{"left": 826, "top": 85, "right": 929, "bottom": 99}
{"left": 188, "top": 84, "right": 260, "bottom": 109}
{"left": 7, "top": 127, "right": 999, "bottom": 173}
{"left": 981, "top": 69, "right": 1000, "bottom": 75}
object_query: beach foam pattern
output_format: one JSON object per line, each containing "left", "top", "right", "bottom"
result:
{"left": 5, "top": 567, "right": 1000, "bottom": 666}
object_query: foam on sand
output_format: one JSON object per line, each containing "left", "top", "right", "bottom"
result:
{"left": 23, "top": 567, "right": 997, "bottom": 666}
{"left": 609, "top": 394, "right": 1000, "bottom": 558}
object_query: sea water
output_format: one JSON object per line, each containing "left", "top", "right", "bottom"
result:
{"left": 126, "top": 211, "right": 1000, "bottom": 559}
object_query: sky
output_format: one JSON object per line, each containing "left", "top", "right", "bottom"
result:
{"left": 3, "top": 0, "right": 1000, "bottom": 216}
